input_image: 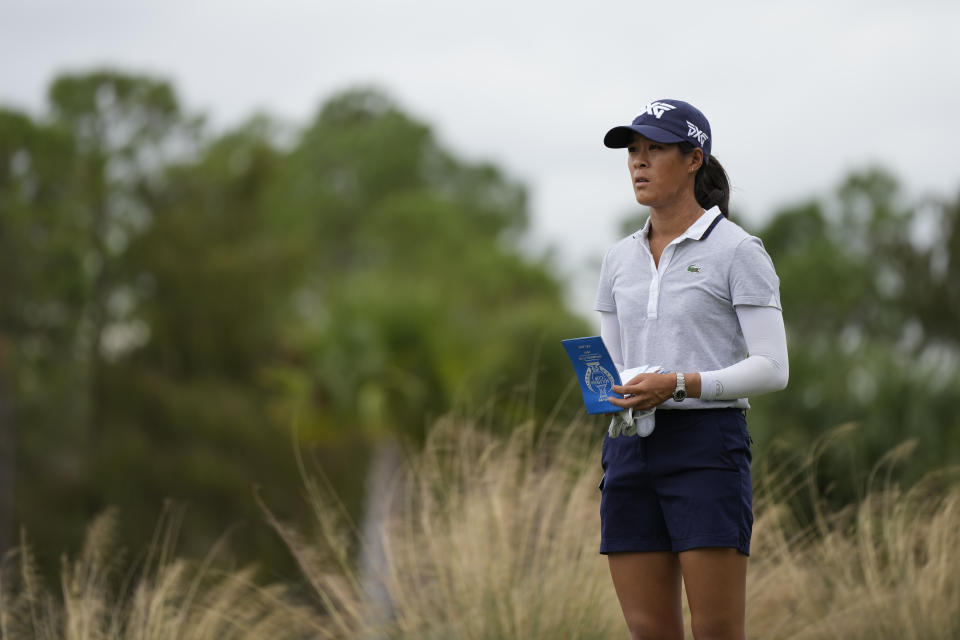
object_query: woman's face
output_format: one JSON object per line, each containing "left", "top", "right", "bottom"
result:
{"left": 626, "top": 133, "right": 701, "bottom": 207}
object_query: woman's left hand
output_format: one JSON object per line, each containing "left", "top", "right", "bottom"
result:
{"left": 609, "top": 373, "right": 676, "bottom": 411}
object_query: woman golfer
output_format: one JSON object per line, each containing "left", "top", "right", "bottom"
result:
{"left": 595, "top": 99, "right": 788, "bottom": 639}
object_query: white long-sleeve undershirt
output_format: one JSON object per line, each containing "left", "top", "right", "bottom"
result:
{"left": 599, "top": 305, "right": 789, "bottom": 401}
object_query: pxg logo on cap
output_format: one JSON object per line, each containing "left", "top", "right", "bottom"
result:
{"left": 636, "top": 101, "right": 676, "bottom": 119}
{"left": 604, "top": 99, "right": 712, "bottom": 163}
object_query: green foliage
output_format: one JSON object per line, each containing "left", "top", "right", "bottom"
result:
{"left": 265, "top": 88, "right": 586, "bottom": 441}
{"left": 0, "top": 74, "right": 588, "bottom": 578}
{"left": 4, "top": 67, "right": 958, "bottom": 586}
{"left": 0, "top": 106, "right": 91, "bottom": 556}
{"left": 746, "top": 168, "right": 960, "bottom": 501}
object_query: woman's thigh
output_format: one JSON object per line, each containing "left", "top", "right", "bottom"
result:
{"left": 607, "top": 551, "right": 684, "bottom": 640}
{"left": 679, "top": 548, "right": 747, "bottom": 640}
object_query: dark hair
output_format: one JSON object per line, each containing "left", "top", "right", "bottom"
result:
{"left": 678, "top": 141, "right": 730, "bottom": 218}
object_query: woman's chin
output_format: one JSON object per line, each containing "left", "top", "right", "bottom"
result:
{"left": 633, "top": 186, "right": 654, "bottom": 205}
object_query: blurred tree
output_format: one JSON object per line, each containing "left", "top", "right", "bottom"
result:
{"left": 259, "top": 89, "right": 589, "bottom": 593}
{"left": 0, "top": 108, "right": 83, "bottom": 553}
{"left": 746, "top": 169, "right": 960, "bottom": 501}
{"left": 1, "top": 70, "right": 199, "bottom": 564}
{"left": 268, "top": 88, "right": 587, "bottom": 442}
{"left": 95, "top": 115, "right": 314, "bottom": 568}
{"left": 46, "top": 71, "right": 193, "bottom": 438}
{"left": 2, "top": 75, "right": 589, "bottom": 578}
{"left": 901, "top": 188, "right": 960, "bottom": 346}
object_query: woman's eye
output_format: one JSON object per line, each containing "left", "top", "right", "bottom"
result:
{"left": 649, "top": 144, "right": 661, "bottom": 150}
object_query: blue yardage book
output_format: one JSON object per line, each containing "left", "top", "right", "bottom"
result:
{"left": 561, "top": 336, "right": 623, "bottom": 414}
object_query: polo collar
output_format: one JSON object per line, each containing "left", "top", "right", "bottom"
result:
{"left": 634, "top": 206, "right": 723, "bottom": 243}
{"left": 686, "top": 206, "right": 724, "bottom": 240}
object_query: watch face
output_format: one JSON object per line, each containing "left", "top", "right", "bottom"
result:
{"left": 674, "top": 389, "right": 687, "bottom": 401}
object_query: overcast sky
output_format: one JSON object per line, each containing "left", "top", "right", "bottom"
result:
{"left": 3, "top": 0, "right": 959, "bottom": 312}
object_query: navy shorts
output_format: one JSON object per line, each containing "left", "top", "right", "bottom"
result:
{"left": 598, "top": 408, "right": 753, "bottom": 556}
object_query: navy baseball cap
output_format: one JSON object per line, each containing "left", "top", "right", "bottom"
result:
{"left": 603, "top": 99, "right": 712, "bottom": 163}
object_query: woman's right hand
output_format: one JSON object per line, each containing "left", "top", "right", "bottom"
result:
{"left": 610, "top": 373, "right": 677, "bottom": 411}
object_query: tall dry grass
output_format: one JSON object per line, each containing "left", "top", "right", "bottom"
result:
{"left": 281, "top": 417, "right": 960, "bottom": 639}
{"left": 747, "top": 433, "right": 960, "bottom": 639}
{"left": 2, "top": 416, "right": 958, "bottom": 639}
{"left": 0, "top": 506, "right": 322, "bottom": 639}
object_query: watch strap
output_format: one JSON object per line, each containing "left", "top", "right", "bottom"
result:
{"left": 673, "top": 372, "right": 686, "bottom": 402}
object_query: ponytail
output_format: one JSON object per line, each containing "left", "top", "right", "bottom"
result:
{"left": 678, "top": 142, "right": 730, "bottom": 217}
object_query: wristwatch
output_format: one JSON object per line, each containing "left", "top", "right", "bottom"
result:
{"left": 672, "top": 373, "right": 687, "bottom": 402}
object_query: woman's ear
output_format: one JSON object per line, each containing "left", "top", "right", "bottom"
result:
{"left": 688, "top": 148, "right": 704, "bottom": 173}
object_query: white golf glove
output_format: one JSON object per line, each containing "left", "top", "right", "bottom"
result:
{"left": 607, "top": 364, "right": 663, "bottom": 438}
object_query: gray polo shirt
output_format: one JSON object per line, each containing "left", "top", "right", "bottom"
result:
{"left": 594, "top": 207, "right": 781, "bottom": 410}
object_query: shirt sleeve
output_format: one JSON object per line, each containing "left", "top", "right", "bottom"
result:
{"left": 594, "top": 248, "right": 617, "bottom": 312}
{"left": 699, "top": 305, "right": 789, "bottom": 401}
{"left": 729, "top": 236, "right": 781, "bottom": 309}
{"left": 599, "top": 310, "right": 625, "bottom": 374}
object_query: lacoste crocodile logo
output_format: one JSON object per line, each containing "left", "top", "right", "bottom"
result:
{"left": 687, "top": 264, "right": 703, "bottom": 273}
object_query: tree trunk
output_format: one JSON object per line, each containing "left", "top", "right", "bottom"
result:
{"left": 358, "top": 437, "right": 403, "bottom": 636}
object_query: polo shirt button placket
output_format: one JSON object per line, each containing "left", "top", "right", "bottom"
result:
{"left": 648, "top": 244, "right": 678, "bottom": 319}
{"left": 647, "top": 270, "right": 660, "bottom": 319}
